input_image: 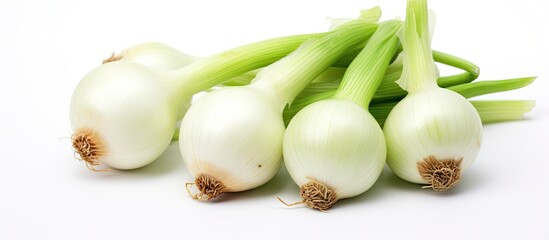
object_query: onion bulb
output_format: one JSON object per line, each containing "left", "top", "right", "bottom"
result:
{"left": 282, "top": 20, "right": 401, "bottom": 210}
{"left": 383, "top": 0, "right": 482, "bottom": 191}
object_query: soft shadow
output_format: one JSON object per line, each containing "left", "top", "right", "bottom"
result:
{"left": 333, "top": 167, "right": 402, "bottom": 209}
{"left": 381, "top": 168, "right": 426, "bottom": 192}
{"left": 410, "top": 166, "right": 488, "bottom": 197}
{"left": 378, "top": 165, "right": 487, "bottom": 197}
{"left": 376, "top": 169, "right": 466, "bottom": 198}
{"left": 484, "top": 116, "right": 538, "bottom": 127}
{"left": 208, "top": 164, "right": 296, "bottom": 203}
{"left": 449, "top": 167, "right": 487, "bottom": 194}
{"left": 332, "top": 165, "right": 488, "bottom": 210}
{"left": 75, "top": 142, "right": 185, "bottom": 179}
{"left": 127, "top": 143, "right": 184, "bottom": 176}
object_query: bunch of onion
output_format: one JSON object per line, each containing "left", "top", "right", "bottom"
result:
{"left": 218, "top": 46, "right": 535, "bottom": 129}
{"left": 383, "top": 0, "right": 483, "bottom": 191}
{"left": 69, "top": 27, "right": 351, "bottom": 171}
{"left": 279, "top": 20, "right": 402, "bottom": 210}
{"left": 179, "top": 19, "right": 378, "bottom": 200}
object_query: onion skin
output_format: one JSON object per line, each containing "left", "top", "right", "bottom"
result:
{"left": 384, "top": 88, "right": 482, "bottom": 187}
{"left": 179, "top": 87, "right": 285, "bottom": 195}
{"left": 70, "top": 62, "right": 177, "bottom": 170}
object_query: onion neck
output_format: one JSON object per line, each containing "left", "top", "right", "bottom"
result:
{"left": 333, "top": 20, "right": 402, "bottom": 108}
{"left": 397, "top": 0, "right": 439, "bottom": 94}
{"left": 250, "top": 20, "right": 378, "bottom": 106}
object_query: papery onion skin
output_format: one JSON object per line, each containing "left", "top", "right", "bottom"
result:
{"left": 383, "top": 88, "right": 482, "bottom": 184}
{"left": 179, "top": 87, "right": 285, "bottom": 192}
{"left": 70, "top": 62, "right": 177, "bottom": 169}
{"left": 284, "top": 99, "right": 386, "bottom": 200}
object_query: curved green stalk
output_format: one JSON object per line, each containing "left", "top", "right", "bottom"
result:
{"left": 447, "top": 76, "right": 536, "bottom": 98}
{"left": 433, "top": 50, "right": 479, "bottom": 86}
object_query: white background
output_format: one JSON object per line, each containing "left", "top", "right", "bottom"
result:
{"left": 2, "top": 0, "right": 548, "bottom": 239}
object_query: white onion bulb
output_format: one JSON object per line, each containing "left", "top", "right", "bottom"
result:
{"left": 283, "top": 99, "right": 386, "bottom": 210}
{"left": 281, "top": 20, "right": 402, "bottom": 210}
{"left": 384, "top": 88, "right": 482, "bottom": 190}
{"left": 180, "top": 87, "right": 285, "bottom": 197}
{"left": 383, "top": 0, "right": 483, "bottom": 191}
{"left": 70, "top": 62, "right": 179, "bottom": 170}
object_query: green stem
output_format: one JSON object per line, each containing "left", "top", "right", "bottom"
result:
{"left": 251, "top": 20, "right": 378, "bottom": 105}
{"left": 399, "top": 0, "right": 438, "bottom": 92}
{"left": 297, "top": 54, "right": 478, "bottom": 103}
{"left": 296, "top": 82, "right": 340, "bottom": 98}
{"left": 433, "top": 50, "right": 479, "bottom": 86}
{"left": 437, "top": 72, "right": 475, "bottom": 88}
{"left": 333, "top": 20, "right": 402, "bottom": 108}
{"left": 447, "top": 76, "right": 536, "bottom": 98}
{"left": 220, "top": 70, "right": 261, "bottom": 86}
{"left": 222, "top": 50, "right": 479, "bottom": 95}
{"left": 470, "top": 100, "right": 535, "bottom": 123}
{"left": 168, "top": 29, "right": 337, "bottom": 104}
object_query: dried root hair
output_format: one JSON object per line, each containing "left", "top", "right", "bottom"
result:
{"left": 277, "top": 177, "right": 337, "bottom": 211}
{"left": 71, "top": 128, "right": 109, "bottom": 172}
{"left": 417, "top": 156, "right": 463, "bottom": 192}
{"left": 186, "top": 174, "right": 226, "bottom": 200}
{"left": 102, "top": 52, "right": 122, "bottom": 64}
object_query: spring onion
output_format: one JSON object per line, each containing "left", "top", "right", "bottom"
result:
{"left": 281, "top": 20, "right": 402, "bottom": 210}
{"left": 383, "top": 0, "right": 483, "bottom": 191}
{"left": 179, "top": 19, "right": 378, "bottom": 200}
